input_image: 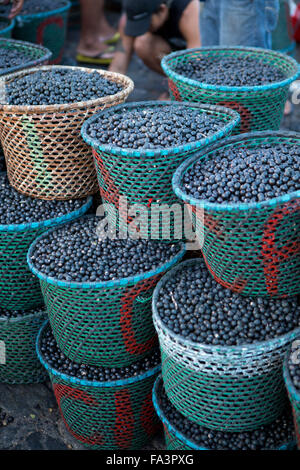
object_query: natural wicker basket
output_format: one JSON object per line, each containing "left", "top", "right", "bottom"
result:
{"left": 172, "top": 131, "right": 300, "bottom": 298}
{"left": 283, "top": 343, "right": 300, "bottom": 449}
{"left": 0, "top": 37, "right": 52, "bottom": 76}
{"left": 153, "top": 259, "right": 300, "bottom": 432}
{"left": 81, "top": 101, "right": 240, "bottom": 241}
{"left": 13, "top": 1, "right": 71, "bottom": 64}
{"left": 0, "top": 307, "right": 47, "bottom": 384}
{"left": 28, "top": 217, "right": 185, "bottom": 367}
{"left": 0, "top": 17, "right": 14, "bottom": 38}
{"left": 161, "top": 47, "right": 300, "bottom": 134}
{"left": 0, "top": 193, "right": 91, "bottom": 311}
{"left": 153, "top": 376, "right": 296, "bottom": 451}
{"left": 0, "top": 65, "right": 134, "bottom": 200}
{"left": 37, "top": 321, "right": 161, "bottom": 450}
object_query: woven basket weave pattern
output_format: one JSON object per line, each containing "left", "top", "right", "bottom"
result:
{"left": 283, "top": 352, "right": 300, "bottom": 449}
{"left": 0, "top": 66, "right": 134, "bottom": 200}
{"left": 162, "top": 47, "right": 300, "bottom": 134}
{"left": 0, "top": 38, "right": 52, "bottom": 76}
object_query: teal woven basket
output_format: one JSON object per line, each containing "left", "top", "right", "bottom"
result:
{"left": 172, "top": 131, "right": 300, "bottom": 298}
{"left": 153, "top": 259, "right": 300, "bottom": 432}
{"left": 0, "top": 195, "right": 91, "bottom": 311}
{"left": 283, "top": 344, "right": 300, "bottom": 449}
{"left": 37, "top": 321, "right": 161, "bottom": 450}
{"left": 0, "top": 37, "right": 52, "bottom": 76}
{"left": 161, "top": 46, "right": 300, "bottom": 134}
{"left": 0, "top": 307, "right": 47, "bottom": 384}
{"left": 13, "top": 1, "right": 71, "bottom": 64}
{"left": 0, "top": 17, "right": 14, "bottom": 38}
{"left": 81, "top": 101, "right": 240, "bottom": 241}
{"left": 153, "top": 376, "right": 296, "bottom": 451}
{"left": 28, "top": 217, "right": 185, "bottom": 367}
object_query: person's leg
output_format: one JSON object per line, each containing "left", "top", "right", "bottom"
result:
{"left": 220, "top": 0, "right": 279, "bottom": 48}
{"left": 109, "top": 13, "right": 133, "bottom": 74}
{"left": 77, "top": 0, "right": 114, "bottom": 58}
{"left": 134, "top": 33, "right": 172, "bottom": 75}
{"left": 98, "top": 0, "right": 117, "bottom": 41}
{"left": 200, "top": 0, "right": 220, "bottom": 46}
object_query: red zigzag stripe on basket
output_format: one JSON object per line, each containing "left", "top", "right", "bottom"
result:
{"left": 53, "top": 383, "right": 104, "bottom": 446}
{"left": 203, "top": 252, "right": 248, "bottom": 293}
{"left": 120, "top": 278, "right": 159, "bottom": 356}
{"left": 168, "top": 80, "right": 182, "bottom": 101}
{"left": 36, "top": 16, "right": 64, "bottom": 64}
{"left": 218, "top": 101, "right": 252, "bottom": 133}
{"left": 261, "top": 199, "right": 300, "bottom": 297}
{"left": 114, "top": 389, "right": 134, "bottom": 449}
{"left": 141, "top": 390, "right": 160, "bottom": 437}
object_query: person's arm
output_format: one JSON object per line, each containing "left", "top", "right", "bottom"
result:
{"left": 2, "top": 0, "right": 24, "bottom": 18}
{"left": 178, "top": 0, "right": 201, "bottom": 48}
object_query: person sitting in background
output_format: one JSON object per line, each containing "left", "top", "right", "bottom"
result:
{"left": 109, "top": 0, "right": 201, "bottom": 75}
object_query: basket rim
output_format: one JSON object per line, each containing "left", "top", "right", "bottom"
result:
{"left": 0, "top": 16, "right": 15, "bottom": 35}
{"left": 27, "top": 214, "right": 186, "bottom": 289}
{"left": 15, "top": 0, "right": 71, "bottom": 21}
{"left": 36, "top": 320, "right": 161, "bottom": 388}
{"left": 0, "top": 37, "right": 52, "bottom": 76}
{"left": 152, "top": 258, "right": 300, "bottom": 354}
{"left": 0, "top": 307, "right": 46, "bottom": 323}
{"left": 283, "top": 344, "right": 300, "bottom": 403}
{"left": 81, "top": 100, "right": 241, "bottom": 158}
{"left": 172, "top": 130, "right": 300, "bottom": 212}
{"left": 161, "top": 46, "right": 300, "bottom": 92}
{"left": 0, "top": 65, "right": 134, "bottom": 113}
{"left": 0, "top": 189, "right": 92, "bottom": 232}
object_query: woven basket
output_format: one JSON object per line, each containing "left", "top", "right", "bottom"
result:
{"left": 28, "top": 217, "right": 185, "bottom": 367}
{"left": 0, "top": 17, "right": 14, "bottom": 38}
{"left": 153, "top": 258, "right": 300, "bottom": 432}
{"left": 173, "top": 131, "right": 300, "bottom": 298}
{"left": 0, "top": 307, "right": 47, "bottom": 384}
{"left": 37, "top": 321, "right": 161, "bottom": 450}
{"left": 0, "top": 37, "right": 52, "bottom": 76}
{"left": 0, "top": 65, "right": 134, "bottom": 200}
{"left": 153, "top": 376, "right": 296, "bottom": 451}
{"left": 161, "top": 47, "right": 300, "bottom": 134}
{"left": 0, "top": 195, "right": 91, "bottom": 311}
{"left": 13, "top": 1, "right": 71, "bottom": 64}
{"left": 283, "top": 344, "right": 300, "bottom": 449}
{"left": 81, "top": 101, "right": 240, "bottom": 241}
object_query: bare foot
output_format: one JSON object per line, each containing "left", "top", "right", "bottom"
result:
{"left": 158, "top": 91, "right": 170, "bottom": 101}
{"left": 77, "top": 40, "right": 115, "bottom": 59}
{"left": 109, "top": 51, "right": 129, "bottom": 75}
{"left": 99, "top": 17, "right": 116, "bottom": 39}
{"left": 284, "top": 100, "right": 292, "bottom": 116}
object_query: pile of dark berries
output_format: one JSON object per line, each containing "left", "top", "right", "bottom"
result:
{"left": 6, "top": 69, "right": 122, "bottom": 106}
{"left": 183, "top": 143, "right": 300, "bottom": 203}
{"left": 174, "top": 55, "right": 286, "bottom": 86}
{"left": 29, "top": 216, "right": 181, "bottom": 282}
{"left": 40, "top": 325, "right": 160, "bottom": 381}
{"left": 287, "top": 341, "right": 300, "bottom": 391}
{"left": 157, "top": 380, "right": 294, "bottom": 450}
{"left": 0, "top": 0, "right": 66, "bottom": 16}
{"left": 0, "top": 174, "right": 86, "bottom": 225}
{"left": 0, "top": 306, "right": 45, "bottom": 319}
{"left": 0, "top": 408, "right": 14, "bottom": 427}
{"left": 0, "top": 48, "right": 29, "bottom": 71}
{"left": 155, "top": 261, "right": 300, "bottom": 346}
{"left": 87, "top": 106, "right": 224, "bottom": 149}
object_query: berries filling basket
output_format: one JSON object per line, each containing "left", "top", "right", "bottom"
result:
{"left": 152, "top": 376, "right": 296, "bottom": 450}
{"left": 37, "top": 321, "right": 161, "bottom": 450}
{"left": 28, "top": 216, "right": 185, "bottom": 367}
{"left": 0, "top": 37, "right": 52, "bottom": 76}
{"left": 152, "top": 259, "right": 300, "bottom": 432}
{"left": 283, "top": 345, "right": 300, "bottom": 449}
{"left": 0, "top": 308, "right": 47, "bottom": 384}
{"left": 0, "top": 17, "right": 15, "bottom": 38}
{"left": 81, "top": 101, "right": 240, "bottom": 240}
{"left": 172, "top": 131, "right": 300, "bottom": 298}
{"left": 161, "top": 47, "right": 300, "bottom": 134}
{"left": 0, "top": 195, "right": 91, "bottom": 311}
{"left": 13, "top": 0, "right": 71, "bottom": 64}
{"left": 0, "top": 65, "right": 134, "bottom": 200}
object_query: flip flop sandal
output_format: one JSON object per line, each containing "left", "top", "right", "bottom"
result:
{"left": 76, "top": 47, "right": 115, "bottom": 65}
{"left": 104, "top": 32, "right": 120, "bottom": 45}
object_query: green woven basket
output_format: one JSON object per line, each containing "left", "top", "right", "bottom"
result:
{"left": 0, "top": 194, "right": 91, "bottom": 311}
{"left": 283, "top": 343, "right": 300, "bottom": 449}
{"left": 0, "top": 307, "right": 47, "bottom": 384}
{"left": 81, "top": 101, "right": 240, "bottom": 241}
{"left": 173, "top": 131, "right": 300, "bottom": 298}
{"left": 153, "top": 259, "right": 300, "bottom": 432}
{"left": 161, "top": 47, "right": 300, "bottom": 134}
{"left": 0, "top": 17, "right": 14, "bottom": 38}
{"left": 0, "top": 37, "right": 52, "bottom": 76}
{"left": 153, "top": 376, "right": 296, "bottom": 451}
{"left": 28, "top": 216, "right": 185, "bottom": 367}
{"left": 13, "top": 1, "right": 71, "bottom": 64}
{"left": 37, "top": 321, "right": 161, "bottom": 450}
